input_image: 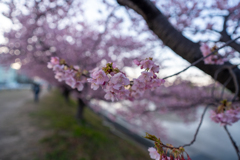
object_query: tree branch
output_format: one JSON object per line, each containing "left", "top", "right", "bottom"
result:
{"left": 163, "top": 36, "right": 240, "bottom": 80}
{"left": 224, "top": 125, "right": 240, "bottom": 160}
{"left": 181, "top": 105, "right": 209, "bottom": 147}
{"left": 116, "top": 0, "right": 240, "bottom": 98}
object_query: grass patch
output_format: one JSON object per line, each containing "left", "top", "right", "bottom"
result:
{"left": 33, "top": 91, "right": 150, "bottom": 160}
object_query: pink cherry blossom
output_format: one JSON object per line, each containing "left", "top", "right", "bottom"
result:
{"left": 104, "top": 75, "right": 130, "bottom": 101}
{"left": 50, "top": 57, "right": 60, "bottom": 65}
{"left": 75, "top": 81, "right": 84, "bottom": 91}
{"left": 148, "top": 147, "right": 160, "bottom": 160}
{"left": 133, "top": 59, "right": 140, "bottom": 66}
{"left": 140, "top": 59, "right": 154, "bottom": 70}
{"left": 210, "top": 108, "right": 240, "bottom": 125}
{"left": 200, "top": 43, "right": 213, "bottom": 64}
{"left": 94, "top": 70, "right": 109, "bottom": 84}
{"left": 88, "top": 78, "right": 100, "bottom": 90}
{"left": 200, "top": 43, "right": 227, "bottom": 65}
{"left": 200, "top": 44, "right": 209, "bottom": 55}
{"left": 49, "top": 57, "right": 165, "bottom": 100}
{"left": 104, "top": 91, "right": 115, "bottom": 101}
{"left": 151, "top": 78, "right": 165, "bottom": 88}
{"left": 48, "top": 57, "right": 86, "bottom": 91}
{"left": 151, "top": 64, "right": 159, "bottom": 73}
{"left": 111, "top": 72, "right": 130, "bottom": 86}
{"left": 138, "top": 71, "right": 153, "bottom": 82}
{"left": 55, "top": 72, "right": 64, "bottom": 82}
{"left": 53, "top": 64, "right": 64, "bottom": 72}
{"left": 65, "top": 77, "right": 76, "bottom": 88}
{"left": 88, "top": 68, "right": 109, "bottom": 85}
{"left": 95, "top": 70, "right": 109, "bottom": 84}
{"left": 47, "top": 62, "right": 54, "bottom": 69}
{"left": 47, "top": 57, "right": 60, "bottom": 69}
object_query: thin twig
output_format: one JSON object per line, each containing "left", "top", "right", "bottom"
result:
{"left": 182, "top": 105, "right": 210, "bottom": 147}
{"left": 149, "top": 105, "right": 210, "bottom": 150}
{"left": 212, "top": 66, "right": 228, "bottom": 100}
{"left": 163, "top": 36, "right": 240, "bottom": 80}
{"left": 228, "top": 67, "right": 239, "bottom": 101}
{"left": 220, "top": 76, "right": 232, "bottom": 100}
{"left": 148, "top": 105, "right": 210, "bottom": 150}
{"left": 211, "top": 66, "right": 226, "bottom": 100}
{"left": 224, "top": 125, "right": 240, "bottom": 160}
{"left": 211, "top": 65, "right": 238, "bottom": 101}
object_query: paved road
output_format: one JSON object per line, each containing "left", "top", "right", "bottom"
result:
{"left": 0, "top": 89, "right": 46, "bottom": 160}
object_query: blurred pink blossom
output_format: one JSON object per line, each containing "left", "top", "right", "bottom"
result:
{"left": 200, "top": 43, "right": 227, "bottom": 65}
{"left": 148, "top": 147, "right": 160, "bottom": 160}
{"left": 210, "top": 108, "right": 240, "bottom": 125}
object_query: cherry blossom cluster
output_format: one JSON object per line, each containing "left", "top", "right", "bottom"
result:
{"left": 49, "top": 57, "right": 165, "bottom": 101}
{"left": 87, "top": 57, "right": 165, "bottom": 101}
{"left": 47, "top": 57, "right": 87, "bottom": 91}
{"left": 130, "top": 58, "right": 165, "bottom": 99}
{"left": 87, "top": 63, "right": 130, "bottom": 101}
{"left": 145, "top": 133, "right": 191, "bottom": 160}
{"left": 210, "top": 100, "right": 240, "bottom": 125}
{"left": 200, "top": 43, "right": 227, "bottom": 65}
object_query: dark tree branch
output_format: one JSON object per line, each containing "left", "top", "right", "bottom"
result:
{"left": 116, "top": 0, "right": 240, "bottom": 98}
{"left": 222, "top": 15, "right": 231, "bottom": 34}
{"left": 163, "top": 37, "right": 240, "bottom": 80}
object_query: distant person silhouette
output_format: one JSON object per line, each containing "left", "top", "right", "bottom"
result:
{"left": 32, "top": 83, "right": 41, "bottom": 102}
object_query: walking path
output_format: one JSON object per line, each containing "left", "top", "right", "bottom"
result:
{"left": 0, "top": 89, "right": 47, "bottom": 160}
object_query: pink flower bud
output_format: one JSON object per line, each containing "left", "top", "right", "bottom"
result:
{"left": 133, "top": 59, "right": 140, "bottom": 66}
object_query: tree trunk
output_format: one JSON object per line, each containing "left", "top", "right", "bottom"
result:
{"left": 76, "top": 98, "right": 85, "bottom": 121}
{"left": 117, "top": 0, "right": 240, "bottom": 98}
{"left": 62, "top": 87, "right": 71, "bottom": 102}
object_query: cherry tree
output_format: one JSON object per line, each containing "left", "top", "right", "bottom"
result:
{"left": 1, "top": 0, "right": 240, "bottom": 159}
{"left": 0, "top": 0, "right": 168, "bottom": 125}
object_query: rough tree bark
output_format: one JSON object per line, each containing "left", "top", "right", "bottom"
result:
{"left": 117, "top": 0, "right": 240, "bottom": 98}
